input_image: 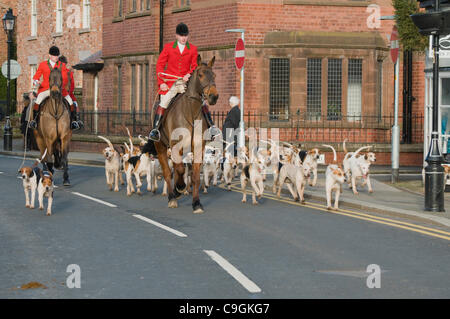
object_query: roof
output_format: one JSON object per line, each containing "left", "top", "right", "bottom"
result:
{"left": 73, "top": 50, "right": 104, "bottom": 72}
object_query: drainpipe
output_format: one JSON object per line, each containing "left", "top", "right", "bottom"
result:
{"left": 159, "top": 0, "right": 166, "bottom": 53}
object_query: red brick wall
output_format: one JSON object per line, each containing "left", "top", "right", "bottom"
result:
{"left": 15, "top": 0, "right": 102, "bottom": 112}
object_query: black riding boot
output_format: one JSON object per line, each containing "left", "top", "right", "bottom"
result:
{"left": 202, "top": 103, "right": 221, "bottom": 138}
{"left": 149, "top": 106, "right": 165, "bottom": 141}
{"left": 28, "top": 109, "right": 39, "bottom": 129}
{"left": 70, "top": 110, "right": 80, "bottom": 130}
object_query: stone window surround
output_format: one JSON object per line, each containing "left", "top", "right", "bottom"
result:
{"left": 260, "top": 31, "right": 388, "bottom": 126}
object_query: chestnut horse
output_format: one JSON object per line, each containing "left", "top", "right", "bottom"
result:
{"left": 33, "top": 67, "right": 72, "bottom": 185}
{"left": 149, "top": 55, "right": 219, "bottom": 213}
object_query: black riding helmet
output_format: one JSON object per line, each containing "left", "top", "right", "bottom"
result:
{"left": 176, "top": 23, "right": 189, "bottom": 36}
{"left": 49, "top": 46, "right": 60, "bottom": 56}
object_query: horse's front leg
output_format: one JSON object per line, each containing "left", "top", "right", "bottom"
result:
{"left": 157, "top": 150, "right": 176, "bottom": 208}
{"left": 192, "top": 162, "right": 204, "bottom": 213}
{"left": 60, "top": 131, "right": 71, "bottom": 186}
{"left": 173, "top": 162, "right": 186, "bottom": 196}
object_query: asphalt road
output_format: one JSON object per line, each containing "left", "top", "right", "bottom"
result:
{"left": 1, "top": 155, "right": 449, "bottom": 299}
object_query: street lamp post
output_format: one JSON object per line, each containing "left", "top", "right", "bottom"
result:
{"left": 2, "top": 8, "right": 15, "bottom": 151}
{"left": 411, "top": 0, "right": 450, "bottom": 211}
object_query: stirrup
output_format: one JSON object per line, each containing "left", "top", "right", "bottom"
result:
{"left": 28, "top": 120, "right": 37, "bottom": 129}
{"left": 208, "top": 125, "right": 221, "bottom": 138}
{"left": 71, "top": 121, "right": 80, "bottom": 130}
{"left": 149, "top": 129, "right": 160, "bottom": 142}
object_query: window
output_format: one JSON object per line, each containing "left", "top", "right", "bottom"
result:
{"left": 306, "top": 58, "right": 322, "bottom": 120}
{"left": 139, "top": 64, "right": 144, "bottom": 113}
{"left": 82, "top": 0, "right": 91, "bottom": 29}
{"left": 130, "top": 0, "right": 137, "bottom": 13}
{"left": 31, "top": 0, "right": 37, "bottom": 36}
{"left": 376, "top": 60, "right": 383, "bottom": 120}
{"left": 56, "top": 0, "right": 63, "bottom": 33}
{"left": 145, "top": 63, "right": 149, "bottom": 112}
{"left": 176, "top": 0, "right": 191, "bottom": 8}
{"left": 146, "top": 0, "right": 151, "bottom": 10}
{"left": 327, "top": 58, "right": 342, "bottom": 120}
{"left": 115, "top": 0, "right": 123, "bottom": 17}
{"left": 269, "top": 58, "right": 290, "bottom": 120}
{"left": 347, "top": 59, "right": 362, "bottom": 121}
{"left": 30, "top": 65, "right": 37, "bottom": 90}
{"left": 117, "top": 64, "right": 122, "bottom": 111}
{"left": 442, "top": 78, "right": 450, "bottom": 106}
{"left": 131, "top": 64, "right": 136, "bottom": 111}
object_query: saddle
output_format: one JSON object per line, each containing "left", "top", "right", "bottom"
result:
{"left": 151, "top": 93, "right": 185, "bottom": 147}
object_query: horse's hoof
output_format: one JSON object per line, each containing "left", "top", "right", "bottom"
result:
{"left": 192, "top": 200, "right": 204, "bottom": 214}
{"left": 173, "top": 188, "right": 183, "bottom": 200}
{"left": 63, "top": 179, "right": 71, "bottom": 186}
{"left": 168, "top": 200, "right": 178, "bottom": 208}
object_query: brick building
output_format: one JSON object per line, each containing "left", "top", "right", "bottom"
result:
{"left": 14, "top": 0, "right": 102, "bottom": 112}
{"left": 102, "top": 1, "right": 423, "bottom": 132}
{"left": 89, "top": 0, "right": 429, "bottom": 164}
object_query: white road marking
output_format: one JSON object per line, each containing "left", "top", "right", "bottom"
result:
{"left": 132, "top": 214, "right": 187, "bottom": 238}
{"left": 203, "top": 250, "right": 262, "bottom": 293}
{"left": 71, "top": 192, "right": 118, "bottom": 208}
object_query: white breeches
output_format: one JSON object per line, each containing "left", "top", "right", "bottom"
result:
{"left": 159, "top": 80, "right": 186, "bottom": 109}
{"left": 35, "top": 90, "right": 73, "bottom": 105}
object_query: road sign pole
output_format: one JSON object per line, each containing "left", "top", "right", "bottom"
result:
{"left": 226, "top": 28, "right": 246, "bottom": 149}
{"left": 239, "top": 32, "right": 245, "bottom": 149}
{"left": 390, "top": 25, "right": 400, "bottom": 183}
{"left": 392, "top": 60, "right": 400, "bottom": 183}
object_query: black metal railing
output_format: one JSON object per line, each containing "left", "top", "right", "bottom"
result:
{"left": 74, "top": 109, "right": 424, "bottom": 144}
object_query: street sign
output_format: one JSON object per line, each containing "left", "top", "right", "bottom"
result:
{"left": 390, "top": 26, "right": 399, "bottom": 64}
{"left": 1, "top": 59, "right": 21, "bottom": 80}
{"left": 235, "top": 38, "right": 245, "bottom": 70}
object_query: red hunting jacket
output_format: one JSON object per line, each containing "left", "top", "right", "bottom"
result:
{"left": 68, "top": 70, "right": 77, "bottom": 102}
{"left": 156, "top": 41, "right": 198, "bottom": 95}
{"left": 33, "top": 60, "right": 69, "bottom": 97}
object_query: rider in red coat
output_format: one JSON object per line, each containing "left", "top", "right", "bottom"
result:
{"left": 59, "top": 55, "right": 84, "bottom": 130}
{"left": 149, "top": 23, "right": 219, "bottom": 141}
{"left": 28, "top": 46, "right": 78, "bottom": 129}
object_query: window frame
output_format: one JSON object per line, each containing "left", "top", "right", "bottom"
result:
{"left": 269, "top": 57, "right": 291, "bottom": 121}
{"left": 55, "top": 0, "right": 63, "bottom": 34}
{"left": 82, "top": 0, "right": 91, "bottom": 30}
{"left": 31, "top": 0, "right": 37, "bottom": 37}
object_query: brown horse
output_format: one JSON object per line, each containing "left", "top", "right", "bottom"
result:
{"left": 150, "top": 55, "right": 219, "bottom": 213}
{"left": 33, "top": 67, "right": 72, "bottom": 185}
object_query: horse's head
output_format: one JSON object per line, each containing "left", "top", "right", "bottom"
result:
{"left": 194, "top": 55, "right": 219, "bottom": 105}
{"left": 49, "top": 67, "right": 63, "bottom": 99}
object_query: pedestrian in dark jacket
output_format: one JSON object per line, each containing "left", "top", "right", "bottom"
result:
{"left": 222, "top": 96, "right": 241, "bottom": 156}
{"left": 20, "top": 94, "right": 33, "bottom": 151}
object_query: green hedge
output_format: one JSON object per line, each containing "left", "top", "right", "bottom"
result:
{"left": 393, "top": 0, "right": 428, "bottom": 51}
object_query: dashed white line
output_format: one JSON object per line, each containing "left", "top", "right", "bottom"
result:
{"left": 71, "top": 192, "right": 118, "bottom": 208}
{"left": 203, "top": 250, "right": 262, "bottom": 294}
{"left": 132, "top": 214, "right": 188, "bottom": 238}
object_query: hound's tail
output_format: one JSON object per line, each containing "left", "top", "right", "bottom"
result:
{"left": 322, "top": 144, "right": 337, "bottom": 164}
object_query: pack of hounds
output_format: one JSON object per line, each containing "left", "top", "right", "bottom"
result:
{"left": 18, "top": 127, "right": 378, "bottom": 215}
{"left": 94, "top": 129, "right": 378, "bottom": 211}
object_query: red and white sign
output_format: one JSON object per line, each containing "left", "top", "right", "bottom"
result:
{"left": 235, "top": 38, "right": 245, "bottom": 70}
{"left": 390, "top": 25, "right": 399, "bottom": 64}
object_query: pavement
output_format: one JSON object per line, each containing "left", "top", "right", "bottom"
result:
{"left": 3, "top": 138, "right": 450, "bottom": 229}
